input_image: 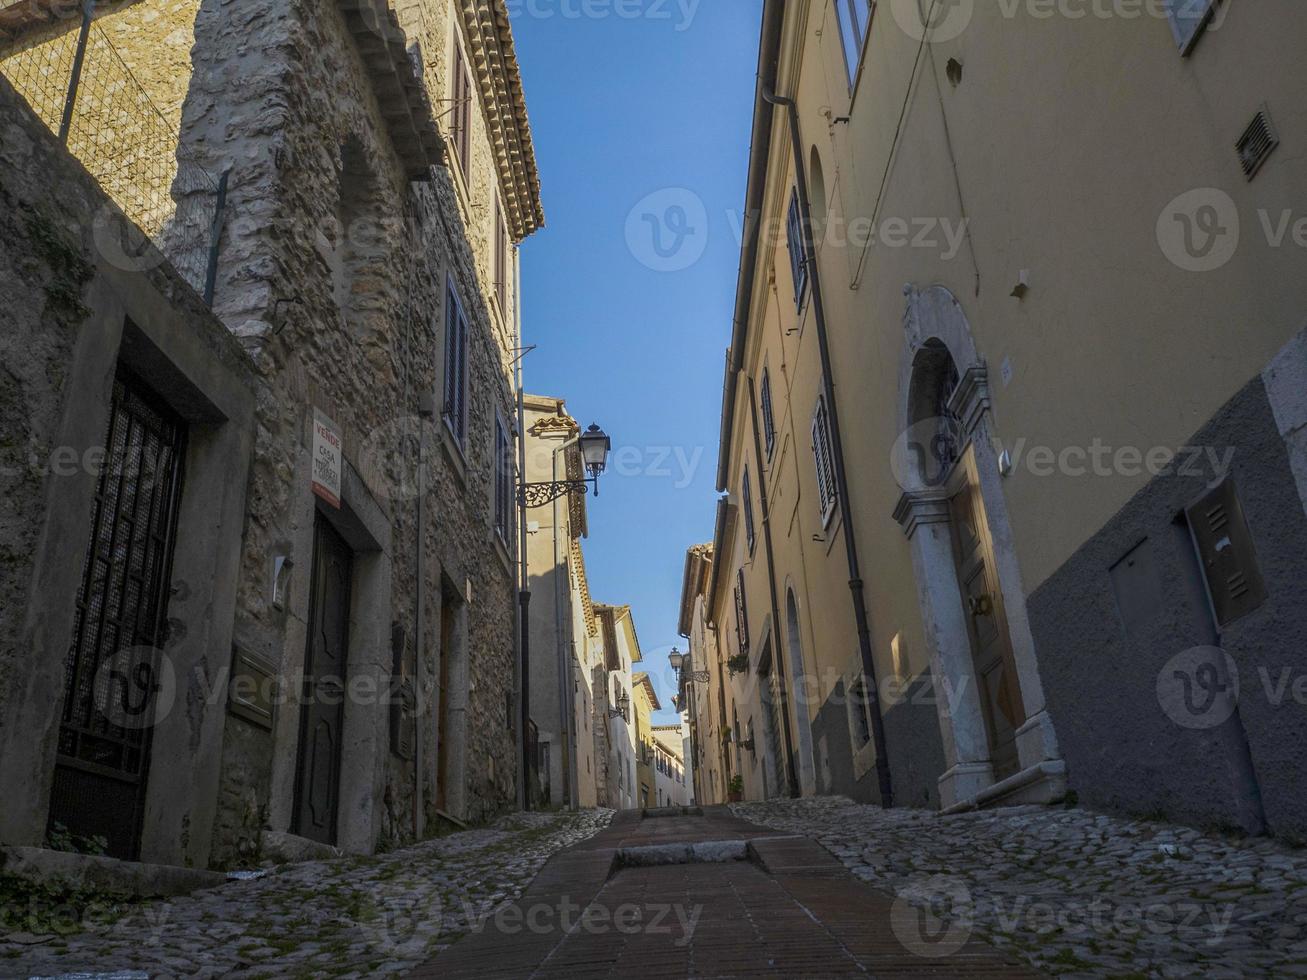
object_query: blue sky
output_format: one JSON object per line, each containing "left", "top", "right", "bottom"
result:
{"left": 512, "top": 1, "right": 762, "bottom": 725}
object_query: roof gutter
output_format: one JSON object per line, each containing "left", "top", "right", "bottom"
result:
{"left": 716, "top": 0, "right": 786, "bottom": 493}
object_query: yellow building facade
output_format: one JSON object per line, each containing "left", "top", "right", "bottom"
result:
{"left": 689, "top": 0, "right": 1307, "bottom": 837}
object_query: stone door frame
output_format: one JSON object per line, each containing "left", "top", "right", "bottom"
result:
{"left": 892, "top": 284, "right": 1064, "bottom": 810}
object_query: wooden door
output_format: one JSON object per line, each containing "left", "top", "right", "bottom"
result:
{"left": 293, "top": 517, "right": 352, "bottom": 844}
{"left": 949, "top": 454, "right": 1024, "bottom": 781}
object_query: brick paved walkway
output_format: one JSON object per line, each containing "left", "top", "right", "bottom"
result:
{"left": 415, "top": 807, "right": 1041, "bottom": 978}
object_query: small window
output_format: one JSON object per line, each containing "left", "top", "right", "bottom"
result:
{"left": 742, "top": 466, "right": 756, "bottom": 555}
{"left": 493, "top": 413, "right": 513, "bottom": 544}
{"left": 832, "top": 0, "right": 873, "bottom": 88}
{"left": 1165, "top": 0, "right": 1218, "bottom": 55}
{"left": 451, "top": 41, "right": 473, "bottom": 177}
{"left": 443, "top": 281, "right": 469, "bottom": 448}
{"left": 811, "top": 395, "right": 837, "bottom": 523}
{"left": 785, "top": 189, "right": 809, "bottom": 310}
{"left": 760, "top": 369, "right": 776, "bottom": 458}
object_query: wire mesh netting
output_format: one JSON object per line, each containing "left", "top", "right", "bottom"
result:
{"left": 1, "top": 20, "right": 220, "bottom": 296}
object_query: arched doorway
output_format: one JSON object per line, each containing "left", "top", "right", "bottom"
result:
{"left": 893, "top": 285, "right": 1065, "bottom": 808}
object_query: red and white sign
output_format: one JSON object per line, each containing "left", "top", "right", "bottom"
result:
{"left": 312, "top": 409, "right": 342, "bottom": 509}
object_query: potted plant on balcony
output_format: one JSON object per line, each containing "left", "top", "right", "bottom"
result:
{"left": 727, "top": 774, "right": 744, "bottom": 803}
{"left": 726, "top": 653, "right": 750, "bottom": 676}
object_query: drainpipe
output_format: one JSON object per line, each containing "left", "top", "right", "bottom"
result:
{"left": 746, "top": 375, "right": 799, "bottom": 798}
{"left": 761, "top": 85, "right": 894, "bottom": 809}
{"left": 516, "top": 258, "right": 531, "bottom": 813}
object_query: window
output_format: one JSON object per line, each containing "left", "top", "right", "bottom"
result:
{"left": 1165, "top": 0, "right": 1219, "bottom": 55}
{"left": 451, "top": 41, "right": 473, "bottom": 177}
{"left": 734, "top": 569, "right": 750, "bottom": 658}
{"left": 443, "top": 281, "right": 469, "bottom": 447}
{"left": 760, "top": 369, "right": 775, "bottom": 458}
{"left": 785, "top": 189, "right": 809, "bottom": 310}
{"left": 742, "top": 466, "right": 756, "bottom": 555}
{"left": 832, "top": 0, "right": 873, "bottom": 86}
{"left": 848, "top": 675, "right": 873, "bottom": 748}
{"left": 494, "top": 193, "right": 510, "bottom": 314}
{"left": 493, "top": 413, "right": 513, "bottom": 544}
{"left": 811, "top": 395, "right": 837, "bottom": 523}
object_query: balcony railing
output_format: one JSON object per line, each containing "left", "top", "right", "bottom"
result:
{"left": 1, "top": 7, "right": 224, "bottom": 300}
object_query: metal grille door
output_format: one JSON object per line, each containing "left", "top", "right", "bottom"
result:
{"left": 47, "top": 369, "right": 186, "bottom": 860}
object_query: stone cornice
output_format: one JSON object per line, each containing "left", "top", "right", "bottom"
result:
{"left": 948, "top": 365, "right": 991, "bottom": 436}
{"left": 341, "top": 0, "right": 445, "bottom": 180}
{"left": 528, "top": 414, "right": 579, "bottom": 436}
{"left": 459, "top": 0, "right": 544, "bottom": 240}
{"left": 894, "top": 489, "right": 953, "bottom": 540}
{"left": 569, "top": 536, "right": 597, "bottom": 637}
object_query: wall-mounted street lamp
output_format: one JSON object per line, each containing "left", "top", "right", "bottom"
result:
{"left": 519, "top": 423, "right": 612, "bottom": 508}
{"left": 608, "top": 691, "right": 630, "bottom": 721}
{"left": 668, "top": 647, "right": 709, "bottom": 684}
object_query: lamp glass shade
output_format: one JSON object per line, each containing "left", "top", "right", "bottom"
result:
{"left": 580, "top": 424, "right": 611, "bottom": 475}
{"left": 668, "top": 651, "right": 685, "bottom": 671}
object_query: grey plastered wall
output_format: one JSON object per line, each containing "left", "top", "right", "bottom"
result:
{"left": 810, "top": 680, "right": 882, "bottom": 806}
{"left": 881, "top": 668, "right": 947, "bottom": 810}
{"left": 1028, "top": 375, "right": 1307, "bottom": 839}
{"left": 0, "top": 77, "right": 256, "bottom": 864}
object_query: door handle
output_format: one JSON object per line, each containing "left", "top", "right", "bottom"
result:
{"left": 969, "top": 594, "right": 993, "bottom": 617}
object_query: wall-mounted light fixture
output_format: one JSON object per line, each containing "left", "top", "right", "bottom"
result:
{"left": 271, "top": 555, "right": 295, "bottom": 610}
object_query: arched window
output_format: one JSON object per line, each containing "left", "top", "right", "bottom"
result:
{"left": 906, "top": 340, "right": 966, "bottom": 488}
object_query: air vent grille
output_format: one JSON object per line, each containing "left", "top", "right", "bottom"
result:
{"left": 1236, "top": 108, "right": 1279, "bottom": 180}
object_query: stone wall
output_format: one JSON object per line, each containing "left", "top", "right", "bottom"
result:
{"left": 179, "top": 0, "right": 522, "bottom": 861}
{"left": 0, "top": 74, "right": 257, "bottom": 863}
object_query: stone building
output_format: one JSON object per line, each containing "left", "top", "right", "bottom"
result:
{"left": 632, "top": 671, "right": 659, "bottom": 809}
{"left": 651, "top": 724, "right": 691, "bottom": 808}
{"left": 691, "top": 0, "right": 1307, "bottom": 838}
{"left": 0, "top": 0, "right": 543, "bottom": 868}
{"left": 592, "top": 603, "right": 641, "bottom": 811}
{"left": 520, "top": 394, "right": 598, "bottom": 809}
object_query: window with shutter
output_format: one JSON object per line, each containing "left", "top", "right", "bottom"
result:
{"left": 832, "top": 0, "right": 874, "bottom": 87}
{"left": 452, "top": 42, "right": 472, "bottom": 177}
{"left": 760, "top": 369, "right": 776, "bottom": 458}
{"left": 812, "top": 396, "right": 837, "bottom": 523}
{"left": 443, "top": 282, "right": 469, "bottom": 448}
{"left": 494, "top": 194, "right": 509, "bottom": 314}
{"left": 493, "top": 413, "right": 513, "bottom": 544}
{"left": 786, "top": 190, "right": 809, "bottom": 310}
{"left": 1164, "top": 0, "right": 1218, "bottom": 55}
{"left": 734, "top": 569, "right": 750, "bottom": 658}
{"left": 742, "top": 467, "right": 756, "bottom": 556}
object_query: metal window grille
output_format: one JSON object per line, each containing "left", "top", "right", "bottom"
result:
{"left": 48, "top": 367, "right": 186, "bottom": 860}
{"left": 0, "top": 16, "right": 223, "bottom": 298}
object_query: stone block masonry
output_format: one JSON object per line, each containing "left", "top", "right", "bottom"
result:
{"left": 0, "top": 0, "right": 539, "bottom": 871}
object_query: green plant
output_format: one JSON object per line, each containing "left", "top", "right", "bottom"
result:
{"left": 45, "top": 822, "right": 108, "bottom": 856}
{"left": 727, "top": 775, "right": 744, "bottom": 795}
{"left": 726, "top": 654, "right": 750, "bottom": 676}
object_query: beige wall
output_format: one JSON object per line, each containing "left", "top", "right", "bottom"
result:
{"left": 710, "top": 0, "right": 1307, "bottom": 806}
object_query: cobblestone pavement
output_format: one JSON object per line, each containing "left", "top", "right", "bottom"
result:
{"left": 414, "top": 806, "right": 1038, "bottom": 978}
{"left": 733, "top": 797, "right": 1307, "bottom": 978}
{"left": 3, "top": 809, "right": 612, "bottom": 979}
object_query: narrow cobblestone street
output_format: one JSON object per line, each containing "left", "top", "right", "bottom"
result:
{"left": 6, "top": 796, "right": 1307, "bottom": 977}
{"left": 736, "top": 798, "right": 1307, "bottom": 977}
{"left": 4, "top": 811, "right": 611, "bottom": 979}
